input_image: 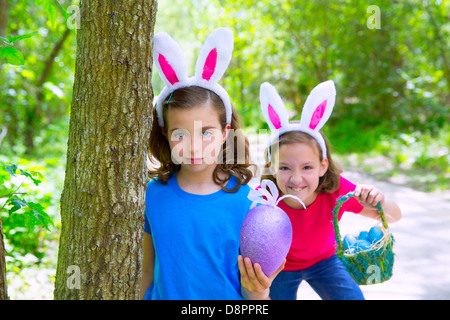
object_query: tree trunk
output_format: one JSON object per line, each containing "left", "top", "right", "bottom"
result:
{"left": 54, "top": 0, "right": 157, "bottom": 300}
{"left": 0, "top": 217, "right": 8, "bottom": 300}
{"left": 0, "top": 0, "right": 7, "bottom": 37}
{"left": 0, "top": 0, "right": 8, "bottom": 301}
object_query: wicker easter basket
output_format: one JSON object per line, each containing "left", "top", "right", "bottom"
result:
{"left": 333, "top": 191, "right": 395, "bottom": 285}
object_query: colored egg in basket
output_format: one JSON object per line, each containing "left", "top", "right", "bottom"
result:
{"left": 343, "top": 227, "right": 385, "bottom": 254}
{"left": 368, "top": 226, "right": 384, "bottom": 244}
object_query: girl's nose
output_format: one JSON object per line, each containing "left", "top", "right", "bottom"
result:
{"left": 290, "top": 172, "right": 302, "bottom": 184}
{"left": 191, "top": 135, "right": 203, "bottom": 156}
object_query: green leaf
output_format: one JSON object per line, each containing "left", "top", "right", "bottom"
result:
{"left": 19, "top": 169, "right": 42, "bottom": 186}
{"left": 0, "top": 36, "right": 10, "bottom": 44}
{"left": 8, "top": 197, "right": 28, "bottom": 214}
{"left": 27, "top": 201, "right": 53, "bottom": 231}
{"left": 42, "top": 0, "right": 57, "bottom": 27}
{"left": 6, "top": 32, "right": 39, "bottom": 43}
{"left": 30, "top": 170, "right": 45, "bottom": 181}
{"left": 34, "top": 0, "right": 59, "bottom": 28}
{"left": 3, "top": 163, "right": 18, "bottom": 176}
{"left": 5, "top": 197, "right": 53, "bottom": 231}
{"left": 0, "top": 47, "right": 25, "bottom": 65}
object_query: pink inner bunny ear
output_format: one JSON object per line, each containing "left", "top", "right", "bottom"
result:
{"left": 158, "top": 54, "right": 179, "bottom": 85}
{"left": 268, "top": 104, "right": 282, "bottom": 129}
{"left": 309, "top": 99, "right": 327, "bottom": 130}
{"left": 202, "top": 48, "right": 217, "bottom": 81}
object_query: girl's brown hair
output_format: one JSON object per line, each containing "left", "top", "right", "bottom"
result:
{"left": 261, "top": 130, "right": 342, "bottom": 194}
{"left": 148, "top": 86, "right": 255, "bottom": 193}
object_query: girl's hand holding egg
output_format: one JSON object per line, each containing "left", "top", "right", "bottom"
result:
{"left": 238, "top": 255, "right": 285, "bottom": 300}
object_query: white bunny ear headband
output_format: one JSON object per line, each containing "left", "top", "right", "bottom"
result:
{"left": 153, "top": 27, "right": 234, "bottom": 127}
{"left": 260, "top": 80, "right": 336, "bottom": 159}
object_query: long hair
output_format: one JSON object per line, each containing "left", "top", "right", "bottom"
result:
{"left": 148, "top": 86, "right": 255, "bottom": 193}
{"left": 261, "top": 130, "right": 342, "bottom": 194}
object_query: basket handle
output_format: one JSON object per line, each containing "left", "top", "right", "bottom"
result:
{"left": 333, "top": 191, "right": 388, "bottom": 255}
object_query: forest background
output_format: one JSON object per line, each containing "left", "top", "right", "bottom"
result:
{"left": 0, "top": 0, "right": 448, "bottom": 299}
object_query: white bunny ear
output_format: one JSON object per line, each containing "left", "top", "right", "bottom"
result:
{"left": 300, "top": 80, "right": 336, "bottom": 131}
{"left": 260, "top": 82, "right": 290, "bottom": 130}
{"left": 153, "top": 32, "right": 188, "bottom": 88}
{"left": 195, "top": 28, "right": 234, "bottom": 84}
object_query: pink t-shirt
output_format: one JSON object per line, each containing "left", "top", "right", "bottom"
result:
{"left": 277, "top": 176, "right": 364, "bottom": 271}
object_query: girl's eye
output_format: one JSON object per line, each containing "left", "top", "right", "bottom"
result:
{"left": 202, "top": 130, "right": 212, "bottom": 137}
{"left": 175, "top": 133, "right": 185, "bottom": 139}
{"left": 171, "top": 129, "right": 188, "bottom": 140}
{"left": 280, "top": 166, "right": 290, "bottom": 171}
{"left": 303, "top": 166, "right": 312, "bottom": 170}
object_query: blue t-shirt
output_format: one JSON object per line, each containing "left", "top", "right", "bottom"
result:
{"left": 143, "top": 173, "right": 252, "bottom": 300}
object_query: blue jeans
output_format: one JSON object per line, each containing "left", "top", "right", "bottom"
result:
{"left": 270, "top": 254, "right": 365, "bottom": 300}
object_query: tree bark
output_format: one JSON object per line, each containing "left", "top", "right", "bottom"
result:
{"left": 54, "top": 0, "right": 157, "bottom": 300}
{"left": 0, "top": 0, "right": 8, "bottom": 301}
{"left": 0, "top": 217, "right": 8, "bottom": 300}
{"left": 0, "top": 0, "right": 7, "bottom": 37}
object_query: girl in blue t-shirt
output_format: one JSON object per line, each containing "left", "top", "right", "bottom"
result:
{"left": 140, "top": 28, "right": 277, "bottom": 300}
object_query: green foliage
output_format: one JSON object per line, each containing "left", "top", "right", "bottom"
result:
{"left": 0, "top": 0, "right": 76, "bottom": 158}
{"left": 0, "top": 154, "right": 64, "bottom": 299}
{"left": 336, "top": 125, "right": 450, "bottom": 192}
{"left": 2, "top": 32, "right": 39, "bottom": 44}
{"left": 1, "top": 162, "right": 54, "bottom": 270}
{"left": 152, "top": 0, "right": 449, "bottom": 145}
{"left": 1, "top": 162, "right": 53, "bottom": 229}
{"left": 0, "top": 32, "right": 39, "bottom": 65}
{"left": 34, "top": 0, "right": 57, "bottom": 27}
{"left": 0, "top": 46, "right": 24, "bottom": 65}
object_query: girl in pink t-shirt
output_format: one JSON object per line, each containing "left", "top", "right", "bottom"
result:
{"left": 255, "top": 81, "right": 401, "bottom": 300}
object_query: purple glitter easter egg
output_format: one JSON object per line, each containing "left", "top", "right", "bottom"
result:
{"left": 240, "top": 204, "right": 293, "bottom": 276}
